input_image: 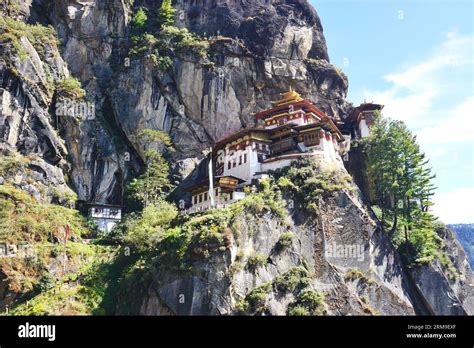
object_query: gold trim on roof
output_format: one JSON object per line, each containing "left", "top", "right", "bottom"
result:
{"left": 271, "top": 88, "right": 304, "bottom": 106}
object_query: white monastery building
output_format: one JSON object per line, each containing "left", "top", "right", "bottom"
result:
{"left": 185, "top": 89, "right": 383, "bottom": 214}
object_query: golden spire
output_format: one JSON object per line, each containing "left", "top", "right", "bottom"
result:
{"left": 271, "top": 88, "right": 304, "bottom": 106}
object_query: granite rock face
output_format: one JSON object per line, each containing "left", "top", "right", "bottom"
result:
{"left": 133, "top": 189, "right": 474, "bottom": 316}
{"left": 409, "top": 228, "right": 474, "bottom": 315}
{"left": 2, "top": 0, "right": 350, "bottom": 202}
{"left": 38, "top": 0, "right": 348, "bottom": 201}
{"left": 133, "top": 183, "right": 416, "bottom": 315}
{"left": 0, "top": 27, "right": 75, "bottom": 203}
{"left": 1, "top": 0, "right": 472, "bottom": 316}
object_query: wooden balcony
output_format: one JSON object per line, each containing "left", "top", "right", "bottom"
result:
{"left": 271, "top": 138, "right": 297, "bottom": 154}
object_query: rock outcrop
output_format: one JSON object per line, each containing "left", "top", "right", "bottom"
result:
{"left": 129, "top": 181, "right": 415, "bottom": 315}
{"left": 409, "top": 227, "right": 474, "bottom": 315}
{"left": 1, "top": 0, "right": 472, "bottom": 316}
{"left": 10, "top": 0, "right": 348, "bottom": 203}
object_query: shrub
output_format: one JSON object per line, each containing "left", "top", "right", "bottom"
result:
{"left": 272, "top": 159, "right": 351, "bottom": 215}
{"left": 237, "top": 282, "right": 272, "bottom": 315}
{"left": 362, "top": 304, "right": 379, "bottom": 315}
{"left": 0, "top": 17, "right": 57, "bottom": 61}
{"left": 131, "top": 7, "right": 148, "bottom": 33}
{"left": 247, "top": 252, "right": 268, "bottom": 271}
{"left": 277, "top": 232, "right": 294, "bottom": 250}
{"left": 123, "top": 201, "right": 178, "bottom": 253}
{"left": 287, "top": 289, "right": 326, "bottom": 316}
{"left": 229, "top": 261, "right": 244, "bottom": 275}
{"left": 344, "top": 268, "right": 374, "bottom": 285}
{"left": 0, "top": 184, "right": 92, "bottom": 244}
{"left": 129, "top": 24, "right": 210, "bottom": 70}
{"left": 438, "top": 252, "right": 459, "bottom": 280}
{"left": 273, "top": 266, "right": 310, "bottom": 293}
{"left": 34, "top": 271, "right": 56, "bottom": 293}
{"left": 232, "top": 185, "right": 288, "bottom": 222}
{"left": 158, "top": 0, "right": 176, "bottom": 27}
{"left": 56, "top": 77, "right": 86, "bottom": 100}
{"left": 288, "top": 305, "right": 310, "bottom": 316}
{"left": 239, "top": 194, "right": 266, "bottom": 215}
{"left": 0, "top": 151, "right": 29, "bottom": 178}
{"left": 344, "top": 268, "right": 365, "bottom": 281}
{"left": 153, "top": 227, "right": 192, "bottom": 272}
{"left": 184, "top": 208, "right": 232, "bottom": 259}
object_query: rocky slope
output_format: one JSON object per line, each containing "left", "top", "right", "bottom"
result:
{"left": 121, "top": 164, "right": 473, "bottom": 316}
{"left": 131, "top": 172, "right": 416, "bottom": 315}
{"left": 0, "top": 0, "right": 472, "bottom": 316}
{"left": 448, "top": 224, "right": 474, "bottom": 268}
{"left": 408, "top": 227, "right": 474, "bottom": 315}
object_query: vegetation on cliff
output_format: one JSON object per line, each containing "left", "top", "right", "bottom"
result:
{"left": 361, "top": 115, "right": 456, "bottom": 274}
{"left": 0, "top": 16, "right": 57, "bottom": 62}
{"left": 126, "top": 129, "right": 175, "bottom": 209}
{"left": 129, "top": 4, "right": 210, "bottom": 70}
{"left": 0, "top": 180, "right": 116, "bottom": 314}
{"left": 107, "top": 158, "right": 347, "bottom": 314}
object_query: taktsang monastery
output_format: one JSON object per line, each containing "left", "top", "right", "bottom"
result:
{"left": 185, "top": 89, "right": 382, "bottom": 213}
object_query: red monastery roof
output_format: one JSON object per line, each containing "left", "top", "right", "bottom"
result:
{"left": 253, "top": 90, "right": 344, "bottom": 141}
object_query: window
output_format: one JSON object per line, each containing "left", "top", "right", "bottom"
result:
{"left": 229, "top": 192, "right": 233, "bottom": 200}
{"left": 193, "top": 196, "right": 196, "bottom": 204}
{"left": 198, "top": 194, "right": 202, "bottom": 203}
{"left": 243, "top": 153, "right": 247, "bottom": 163}
{"left": 233, "top": 161, "right": 236, "bottom": 168}
{"left": 304, "top": 132, "right": 319, "bottom": 146}
{"left": 215, "top": 188, "right": 219, "bottom": 197}
{"left": 271, "top": 138, "right": 296, "bottom": 154}
{"left": 239, "top": 155, "right": 242, "bottom": 165}
{"left": 204, "top": 192, "right": 208, "bottom": 201}
{"left": 228, "top": 161, "right": 231, "bottom": 170}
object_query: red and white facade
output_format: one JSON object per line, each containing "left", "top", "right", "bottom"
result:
{"left": 185, "top": 90, "right": 353, "bottom": 213}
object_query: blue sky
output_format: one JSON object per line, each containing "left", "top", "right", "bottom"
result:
{"left": 311, "top": 0, "right": 474, "bottom": 223}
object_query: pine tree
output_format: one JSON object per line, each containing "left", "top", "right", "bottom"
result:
{"left": 131, "top": 7, "right": 148, "bottom": 34}
{"left": 158, "top": 0, "right": 176, "bottom": 27}
{"left": 127, "top": 129, "right": 175, "bottom": 208}
{"left": 364, "top": 116, "right": 437, "bottom": 251}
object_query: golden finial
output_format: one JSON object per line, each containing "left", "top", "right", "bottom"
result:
{"left": 272, "top": 88, "right": 304, "bottom": 106}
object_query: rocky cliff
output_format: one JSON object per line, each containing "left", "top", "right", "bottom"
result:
{"left": 130, "top": 168, "right": 416, "bottom": 315}
{"left": 2, "top": 0, "right": 350, "bottom": 203}
{"left": 117, "top": 162, "right": 473, "bottom": 316}
{"left": 0, "top": 0, "right": 472, "bottom": 316}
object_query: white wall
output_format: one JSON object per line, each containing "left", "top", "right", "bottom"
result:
{"left": 95, "top": 218, "right": 120, "bottom": 233}
{"left": 188, "top": 190, "right": 246, "bottom": 213}
{"left": 359, "top": 119, "right": 370, "bottom": 138}
{"left": 223, "top": 145, "right": 262, "bottom": 183}
{"left": 261, "top": 158, "right": 296, "bottom": 172}
{"left": 264, "top": 114, "right": 310, "bottom": 130}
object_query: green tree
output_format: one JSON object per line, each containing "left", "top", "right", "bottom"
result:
{"left": 131, "top": 7, "right": 148, "bottom": 34}
{"left": 127, "top": 129, "right": 174, "bottom": 208}
{"left": 158, "top": 0, "right": 176, "bottom": 27}
{"left": 123, "top": 201, "right": 178, "bottom": 253}
{"left": 363, "top": 115, "right": 439, "bottom": 263}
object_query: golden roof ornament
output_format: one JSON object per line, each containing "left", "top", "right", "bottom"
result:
{"left": 272, "top": 88, "right": 304, "bottom": 106}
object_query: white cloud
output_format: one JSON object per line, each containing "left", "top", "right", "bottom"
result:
{"left": 364, "top": 87, "right": 436, "bottom": 125}
{"left": 360, "top": 31, "right": 474, "bottom": 129}
{"left": 432, "top": 187, "right": 474, "bottom": 224}
{"left": 383, "top": 31, "right": 473, "bottom": 90}
{"left": 416, "top": 96, "right": 474, "bottom": 145}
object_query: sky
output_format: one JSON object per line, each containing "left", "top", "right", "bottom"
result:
{"left": 311, "top": 0, "right": 474, "bottom": 223}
